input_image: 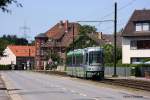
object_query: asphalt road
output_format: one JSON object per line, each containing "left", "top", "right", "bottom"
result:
{"left": 0, "top": 75, "right": 9, "bottom": 100}
{"left": 1, "top": 71, "right": 150, "bottom": 100}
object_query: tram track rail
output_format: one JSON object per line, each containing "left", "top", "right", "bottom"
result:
{"left": 100, "top": 79, "right": 150, "bottom": 91}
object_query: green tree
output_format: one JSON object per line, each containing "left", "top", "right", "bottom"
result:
{"left": 0, "top": 38, "right": 9, "bottom": 55}
{"left": 103, "top": 44, "right": 122, "bottom": 64}
{"left": 0, "top": 35, "right": 28, "bottom": 56}
{"left": 0, "top": 0, "right": 22, "bottom": 12}
{"left": 79, "top": 25, "right": 97, "bottom": 34}
{"left": 67, "top": 25, "right": 98, "bottom": 52}
{"left": 46, "top": 50, "right": 61, "bottom": 70}
{"left": 103, "top": 44, "right": 114, "bottom": 63}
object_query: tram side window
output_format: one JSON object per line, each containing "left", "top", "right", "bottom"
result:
{"left": 85, "top": 53, "right": 88, "bottom": 65}
{"left": 67, "top": 56, "right": 73, "bottom": 66}
{"left": 75, "top": 54, "right": 83, "bottom": 66}
{"left": 89, "top": 51, "right": 101, "bottom": 65}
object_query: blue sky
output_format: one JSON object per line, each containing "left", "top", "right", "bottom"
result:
{"left": 0, "top": 0, "right": 150, "bottom": 41}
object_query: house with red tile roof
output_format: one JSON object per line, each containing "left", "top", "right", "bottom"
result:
{"left": 35, "top": 20, "right": 123, "bottom": 70}
{"left": 35, "top": 20, "right": 80, "bottom": 70}
{"left": 0, "top": 45, "right": 35, "bottom": 70}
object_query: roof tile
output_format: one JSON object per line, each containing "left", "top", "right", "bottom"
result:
{"left": 8, "top": 45, "right": 35, "bottom": 57}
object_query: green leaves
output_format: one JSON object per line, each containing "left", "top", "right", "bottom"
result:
{"left": 0, "top": 0, "right": 22, "bottom": 13}
{"left": 0, "top": 35, "right": 28, "bottom": 56}
{"left": 0, "top": 38, "right": 9, "bottom": 55}
{"left": 103, "top": 44, "right": 122, "bottom": 64}
{"left": 79, "top": 25, "right": 97, "bottom": 34}
{"left": 67, "top": 25, "right": 98, "bottom": 52}
{"left": 47, "top": 50, "right": 60, "bottom": 63}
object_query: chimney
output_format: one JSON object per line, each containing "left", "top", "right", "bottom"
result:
{"left": 59, "top": 20, "right": 63, "bottom": 28}
{"left": 65, "top": 20, "right": 69, "bottom": 32}
{"left": 98, "top": 32, "right": 103, "bottom": 39}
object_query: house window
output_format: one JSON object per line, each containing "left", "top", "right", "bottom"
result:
{"left": 130, "top": 40, "right": 137, "bottom": 50}
{"left": 130, "top": 40, "right": 150, "bottom": 49}
{"left": 137, "top": 40, "right": 150, "bottom": 49}
{"left": 136, "top": 23, "right": 142, "bottom": 31}
{"left": 131, "top": 57, "right": 150, "bottom": 64}
{"left": 36, "top": 50, "right": 40, "bottom": 55}
{"left": 135, "top": 23, "right": 150, "bottom": 32}
{"left": 143, "top": 23, "right": 149, "bottom": 31}
{"left": 131, "top": 58, "right": 141, "bottom": 64}
{"left": 36, "top": 61, "right": 39, "bottom": 66}
{"left": 41, "top": 50, "right": 44, "bottom": 55}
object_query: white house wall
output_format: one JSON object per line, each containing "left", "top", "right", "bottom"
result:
{"left": 122, "top": 37, "right": 150, "bottom": 64}
{"left": 0, "top": 47, "right": 16, "bottom": 65}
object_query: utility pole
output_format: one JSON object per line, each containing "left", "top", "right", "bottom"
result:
{"left": 72, "top": 23, "right": 75, "bottom": 76}
{"left": 113, "top": 2, "right": 118, "bottom": 77}
{"left": 72, "top": 24, "right": 75, "bottom": 54}
{"left": 72, "top": 23, "right": 75, "bottom": 65}
{"left": 29, "top": 48, "right": 31, "bottom": 70}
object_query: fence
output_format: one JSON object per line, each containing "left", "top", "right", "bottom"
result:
{"left": 139, "top": 67, "right": 150, "bottom": 77}
{"left": 105, "top": 66, "right": 132, "bottom": 77}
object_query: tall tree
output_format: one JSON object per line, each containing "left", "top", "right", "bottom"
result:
{"left": 0, "top": 38, "right": 9, "bottom": 55}
{"left": 0, "top": 35, "right": 28, "bottom": 56}
{"left": 67, "top": 25, "right": 98, "bottom": 52}
{"left": 0, "top": 0, "right": 22, "bottom": 12}
{"left": 79, "top": 25, "right": 97, "bottom": 34}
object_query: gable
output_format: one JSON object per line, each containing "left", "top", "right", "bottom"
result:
{"left": 122, "top": 9, "right": 150, "bottom": 37}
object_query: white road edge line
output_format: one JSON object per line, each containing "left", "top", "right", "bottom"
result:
{"left": 1, "top": 74, "right": 23, "bottom": 100}
{"left": 92, "top": 98, "right": 99, "bottom": 100}
{"left": 62, "top": 88, "right": 67, "bottom": 91}
{"left": 79, "top": 93, "right": 87, "bottom": 97}
{"left": 70, "top": 90, "right": 75, "bottom": 93}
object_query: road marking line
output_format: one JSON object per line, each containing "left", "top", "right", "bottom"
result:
{"left": 79, "top": 93, "right": 87, "bottom": 97}
{"left": 1, "top": 74, "right": 23, "bottom": 100}
{"left": 92, "top": 98, "right": 99, "bottom": 100}
{"left": 62, "top": 88, "right": 67, "bottom": 90}
{"left": 70, "top": 90, "right": 76, "bottom": 93}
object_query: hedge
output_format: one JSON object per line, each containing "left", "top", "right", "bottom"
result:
{"left": 0, "top": 65, "right": 11, "bottom": 70}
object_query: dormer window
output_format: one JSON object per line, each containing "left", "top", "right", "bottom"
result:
{"left": 135, "top": 23, "right": 150, "bottom": 32}
{"left": 143, "top": 23, "right": 149, "bottom": 31}
{"left": 135, "top": 23, "right": 142, "bottom": 31}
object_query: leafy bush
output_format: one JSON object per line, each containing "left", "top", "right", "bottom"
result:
{"left": 0, "top": 65, "right": 11, "bottom": 70}
{"left": 105, "top": 63, "right": 150, "bottom": 67}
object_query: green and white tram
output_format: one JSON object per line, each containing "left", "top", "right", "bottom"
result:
{"left": 66, "top": 47, "right": 104, "bottom": 79}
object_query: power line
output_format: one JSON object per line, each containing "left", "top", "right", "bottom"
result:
{"left": 99, "top": 21, "right": 126, "bottom": 32}
{"left": 77, "top": 20, "right": 113, "bottom": 23}
{"left": 77, "top": 0, "right": 137, "bottom": 34}
{"left": 118, "top": 0, "right": 137, "bottom": 11}
{"left": 100, "top": 0, "right": 137, "bottom": 20}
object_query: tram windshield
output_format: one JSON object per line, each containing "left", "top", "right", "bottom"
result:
{"left": 89, "top": 51, "right": 102, "bottom": 65}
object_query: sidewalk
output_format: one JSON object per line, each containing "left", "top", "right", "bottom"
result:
{"left": 0, "top": 74, "right": 10, "bottom": 100}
